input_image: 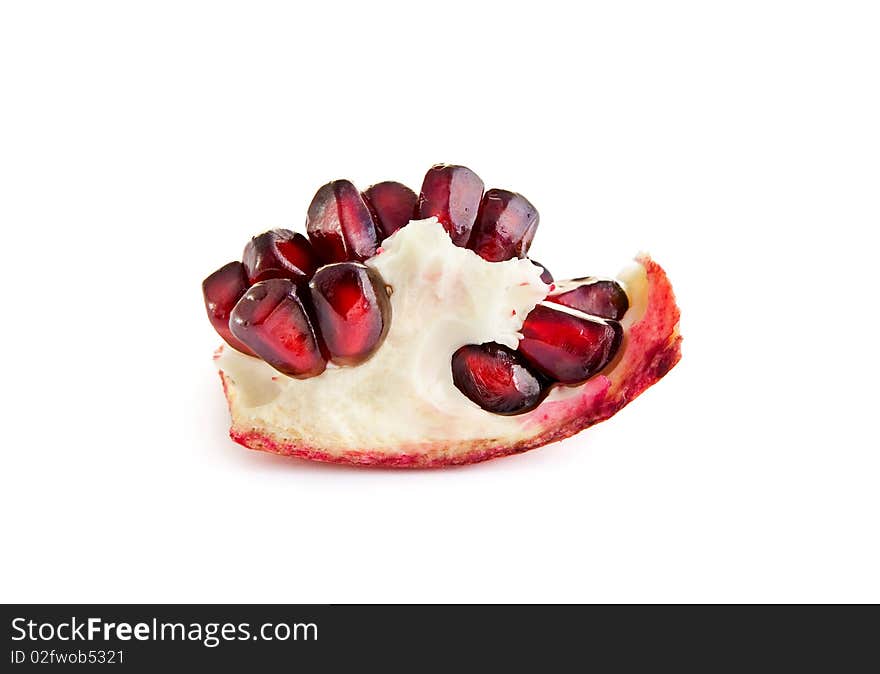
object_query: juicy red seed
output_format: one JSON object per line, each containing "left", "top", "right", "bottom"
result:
{"left": 242, "top": 229, "right": 320, "bottom": 284}
{"left": 306, "top": 180, "right": 379, "bottom": 263}
{"left": 452, "top": 343, "right": 547, "bottom": 415}
{"left": 229, "top": 278, "right": 327, "bottom": 378}
{"left": 309, "top": 262, "right": 390, "bottom": 366}
{"left": 202, "top": 261, "right": 256, "bottom": 356}
{"left": 468, "top": 189, "right": 539, "bottom": 262}
{"left": 531, "top": 259, "right": 554, "bottom": 284}
{"left": 416, "top": 164, "right": 484, "bottom": 246}
{"left": 518, "top": 304, "right": 623, "bottom": 384}
{"left": 547, "top": 278, "right": 629, "bottom": 321}
{"left": 362, "top": 181, "right": 418, "bottom": 239}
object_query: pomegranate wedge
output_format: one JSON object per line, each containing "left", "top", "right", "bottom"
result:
{"left": 210, "top": 165, "right": 681, "bottom": 468}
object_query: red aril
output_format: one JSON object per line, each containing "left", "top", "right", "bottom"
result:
{"left": 309, "top": 262, "right": 390, "bottom": 366}
{"left": 242, "top": 229, "right": 319, "bottom": 284}
{"left": 416, "top": 164, "right": 484, "bottom": 246}
{"left": 229, "top": 278, "right": 327, "bottom": 378}
{"left": 452, "top": 343, "right": 547, "bottom": 415}
{"left": 518, "top": 303, "right": 623, "bottom": 384}
{"left": 362, "top": 181, "right": 417, "bottom": 239}
{"left": 531, "top": 259, "right": 554, "bottom": 284}
{"left": 307, "top": 180, "right": 379, "bottom": 263}
{"left": 547, "top": 277, "right": 629, "bottom": 321}
{"left": 468, "top": 189, "right": 539, "bottom": 262}
{"left": 202, "top": 261, "right": 256, "bottom": 356}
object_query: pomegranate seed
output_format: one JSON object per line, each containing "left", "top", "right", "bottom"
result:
{"left": 518, "top": 304, "right": 623, "bottom": 384}
{"left": 416, "top": 164, "right": 484, "bottom": 246}
{"left": 306, "top": 180, "right": 379, "bottom": 263}
{"left": 547, "top": 277, "right": 629, "bottom": 321}
{"left": 452, "top": 343, "right": 547, "bottom": 415}
{"left": 242, "top": 229, "right": 320, "bottom": 284}
{"left": 309, "top": 262, "right": 390, "bottom": 366}
{"left": 468, "top": 189, "right": 539, "bottom": 262}
{"left": 362, "top": 181, "right": 417, "bottom": 239}
{"left": 229, "top": 278, "right": 327, "bottom": 378}
{"left": 531, "top": 259, "right": 554, "bottom": 284}
{"left": 202, "top": 261, "right": 256, "bottom": 356}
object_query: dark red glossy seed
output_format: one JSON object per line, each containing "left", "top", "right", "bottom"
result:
{"left": 309, "top": 262, "right": 390, "bottom": 366}
{"left": 531, "top": 259, "right": 553, "bottom": 284}
{"left": 547, "top": 277, "right": 629, "bottom": 321}
{"left": 452, "top": 343, "right": 547, "bottom": 415}
{"left": 229, "top": 278, "right": 327, "bottom": 378}
{"left": 202, "top": 261, "right": 256, "bottom": 356}
{"left": 306, "top": 180, "right": 379, "bottom": 263}
{"left": 518, "top": 304, "right": 623, "bottom": 384}
{"left": 242, "top": 229, "right": 320, "bottom": 284}
{"left": 416, "top": 164, "right": 484, "bottom": 246}
{"left": 468, "top": 189, "right": 539, "bottom": 262}
{"left": 362, "top": 181, "right": 418, "bottom": 239}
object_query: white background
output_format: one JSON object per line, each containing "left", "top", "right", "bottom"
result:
{"left": 1, "top": 1, "right": 878, "bottom": 603}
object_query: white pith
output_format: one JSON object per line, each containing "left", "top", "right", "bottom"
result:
{"left": 217, "top": 218, "right": 648, "bottom": 451}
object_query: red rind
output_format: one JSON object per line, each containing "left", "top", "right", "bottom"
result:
{"left": 219, "top": 255, "right": 681, "bottom": 467}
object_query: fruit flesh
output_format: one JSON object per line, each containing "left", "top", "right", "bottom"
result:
{"left": 216, "top": 219, "right": 681, "bottom": 466}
